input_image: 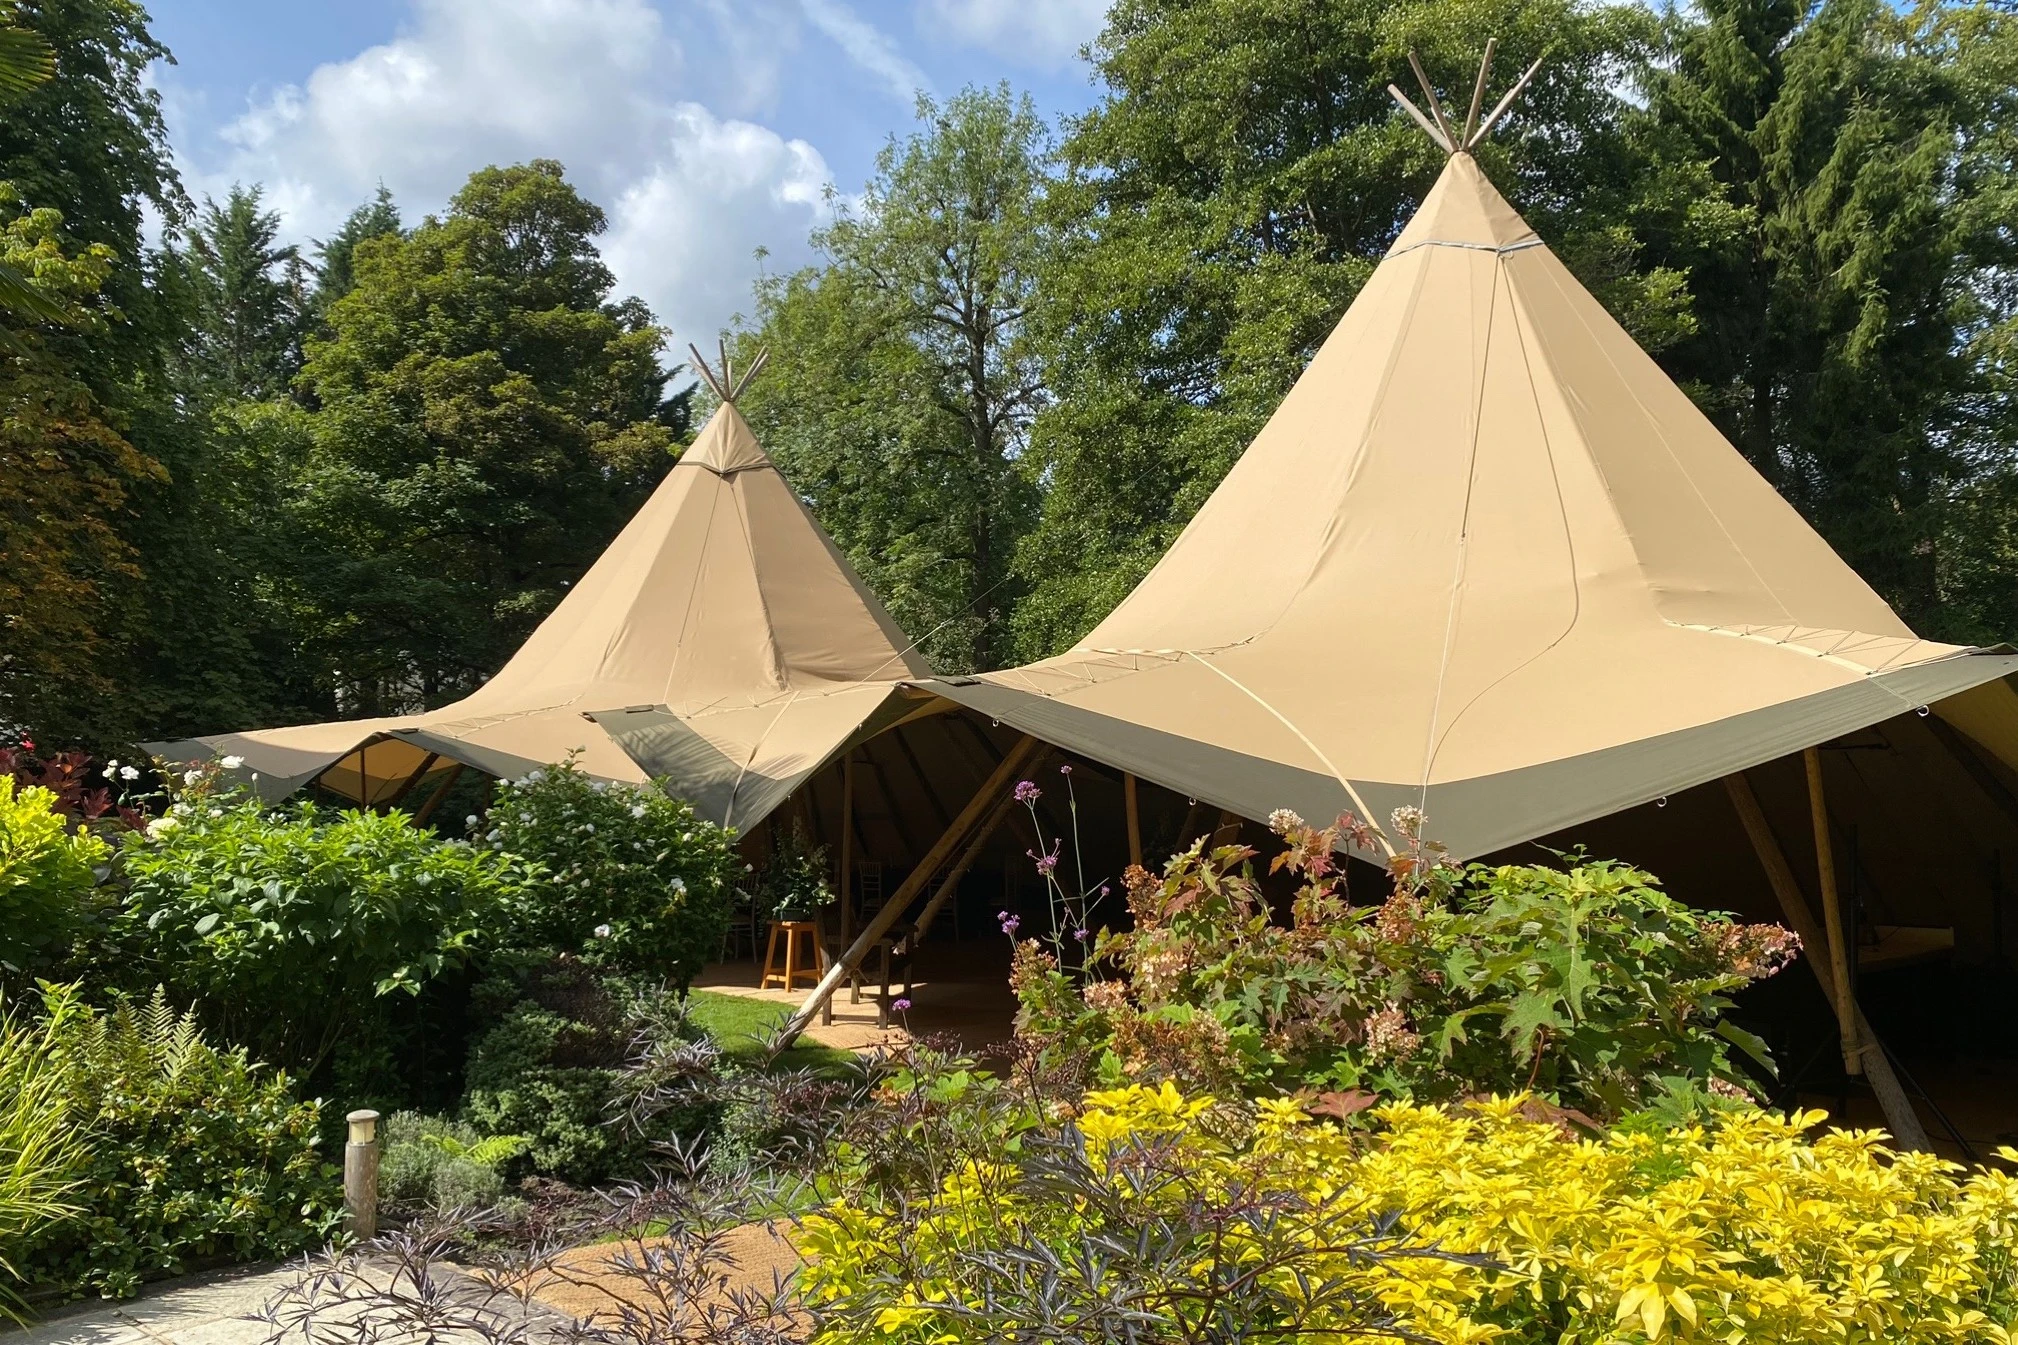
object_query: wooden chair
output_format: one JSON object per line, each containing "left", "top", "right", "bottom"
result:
{"left": 720, "top": 891, "right": 758, "bottom": 962}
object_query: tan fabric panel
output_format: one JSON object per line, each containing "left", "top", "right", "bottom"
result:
{"left": 1933, "top": 676, "right": 2018, "bottom": 774}
{"left": 947, "top": 151, "right": 2009, "bottom": 862}
{"left": 149, "top": 404, "right": 930, "bottom": 815}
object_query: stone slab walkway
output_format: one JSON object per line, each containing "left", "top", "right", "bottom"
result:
{"left": 7, "top": 1264, "right": 297, "bottom": 1345}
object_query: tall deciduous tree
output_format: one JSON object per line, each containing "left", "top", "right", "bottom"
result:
{"left": 293, "top": 160, "right": 683, "bottom": 713}
{"left": 0, "top": 191, "right": 160, "bottom": 737}
{"left": 738, "top": 86, "right": 1049, "bottom": 673}
{"left": 1643, "top": 0, "right": 2018, "bottom": 639}
{"left": 1010, "top": 0, "right": 1717, "bottom": 657}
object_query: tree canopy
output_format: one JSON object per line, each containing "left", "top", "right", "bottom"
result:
{"left": 1, "top": 0, "right": 2015, "bottom": 752}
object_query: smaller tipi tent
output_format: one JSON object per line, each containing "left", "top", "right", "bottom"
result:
{"left": 152, "top": 358, "right": 930, "bottom": 829}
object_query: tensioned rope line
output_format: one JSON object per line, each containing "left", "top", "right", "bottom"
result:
{"left": 1184, "top": 652, "right": 1398, "bottom": 859}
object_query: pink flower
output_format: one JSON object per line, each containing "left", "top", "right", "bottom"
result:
{"left": 1058, "top": 763, "right": 1072, "bottom": 776}
{"left": 1014, "top": 780, "right": 1041, "bottom": 804}
{"left": 1029, "top": 842, "right": 1060, "bottom": 876}
{"left": 999, "top": 910, "right": 1021, "bottom": 935}
{"left": 891, "top": 997, "right": 911, "bottom": 1013}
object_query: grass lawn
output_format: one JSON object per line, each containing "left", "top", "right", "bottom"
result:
{"left": 684, "top": 990, "right": 861, "bottom": 1074}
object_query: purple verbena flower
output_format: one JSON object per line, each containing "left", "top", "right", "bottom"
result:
{"left": 1013, "top": 780, "right": 1041, "bottom": 804}
{"left": 1073, "top": 927, "right": 1090, "bottom": 941}
{"left": 891, "top": 997, "right": 912, "bottom": 1013}
{"left": 999, "top": 910, "right": 1021, "bottom": 935}
{"left": 1028, "top": 843, "right": 1059, "bottom": 877}
{"left": 1058, "top": 763, "right": 1072, "bottom": 776}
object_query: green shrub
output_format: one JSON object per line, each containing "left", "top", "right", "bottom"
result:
{"left": 480, "top": 758, "right": 736, "bottom": 986}
{"left": 19, "top": 984, "right": 340, "bottom": 1300}
{"left": 747, "top": 820, "right": 832, "bottom": 924}
{"left": 0, "top": 997, "right": 87, "bottom": 1320}
{"left": 378, "top": 1111, "right": 528, "bottom": 1211}
{"left": 0, "top": 777, "right": 108, "bottom": 977}
{"left": 460, "top": 960, "right": 712, "bottom": 1184}
{"left": 113, "top": 781, "right": 536, "bottom": 1078}
{"left": 1014, "top": 809, "right": 1799, "bottom": 1118}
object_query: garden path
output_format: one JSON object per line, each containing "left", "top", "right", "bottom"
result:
{"left": 7, "top": 1258, "right": 570, "bottom": 1345}
{"left": 11, "top": 1265, "right": 305, "bottom": 1345}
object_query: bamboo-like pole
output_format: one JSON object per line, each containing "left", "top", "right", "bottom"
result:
{"left": 1805, "top": 747, "right": 1861, "bottom": 1075}
{"left": 839, "top": 751, "right": 857, "bottom": 1003}
{"left": 775, "top": 735, "right": 1042, "bottom": 1048}
{"left": 411, "top": 762, "right": 465, "bottom": 828}
{"left": 1722, "top": 772, "right": 1929, "bottom": 1150}
{"left": 1124, "top": 773, "right": 1143, "bottom": 869}
{"left": 908, "top": 777, "right": 1032, "bottom": 944}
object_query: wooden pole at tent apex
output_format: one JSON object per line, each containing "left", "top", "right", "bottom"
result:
{"left": 775, "top": 734, "right": 1043, "bottom": 1050}
{"left": 687, "top": 342, "right": 771, "bottom": 404}
{"left": 1388, "top": 42, "right": 1545, "bottom": 156}
{"left": 1721, "top": 771, "right": 1930, "bottom": 1151}
{"left": 1804, "top": 747, "right": 1862, "bottom": 1076}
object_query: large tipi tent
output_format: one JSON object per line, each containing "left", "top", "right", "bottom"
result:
{"left": 151, "top": 376, "right": 931, "bottom": 830}
{"left": 918, "top": 147, "right": 2018, "bottom": 864}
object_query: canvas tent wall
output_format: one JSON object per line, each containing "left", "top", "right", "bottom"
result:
{"left": 149, "top": 395, "right": 931, "bottom": 830}
{"left": 908, "top": 149, "right": 2018, "bottom": 873}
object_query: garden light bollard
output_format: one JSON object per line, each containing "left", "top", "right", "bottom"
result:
{"left": 345, "top": 1109, "right": 381, "bottom": 1239}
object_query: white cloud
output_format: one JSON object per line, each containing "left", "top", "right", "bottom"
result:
{"left": 602, "top": 105, "right": 831, "bottom": 342}
{"left": 801, "top": 0, "right": 932, "bottom": 104}
{"left": 177, "top": 0, "right": 837, "bottom": 347}
{"left": 917, "top": 0, "right": 1105, "bottom": 69}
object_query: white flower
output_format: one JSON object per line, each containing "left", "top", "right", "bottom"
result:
{"left": 486, "top": 829, "right": 501, "bottom": 843}
{"left": 630, "top": 804, "right": 647, "bottom": 819}
{"left": 183, "top": 769, "right": 203, "bottom": 785}
{"left": 465, "top": 814, "right": 480, "bottom": 829}
{"left": 527, "top": 769, "right": 545, "bottom": 783}
{"left": 220, "top": 755, "right": 244, "bottom": 770}
{"left": 1267, "top": 808, "right": 1304, "bottom": 832}
{"left": 146, "top": 816, "right": 179, "bottom": 837}
{"left": 583, "top": 823, "right": 595, "bottom": 834}
{"left": 101, "top": 765, "right": 116, "bottom": 779}
{"left": 591, "top": 781, "right": 607, "bottom": 793}
{"left": 669, "top": 877, "right": 686, "bottom": 894}
{"left": 208, "top": 807, "right": 222, "bottom": 817}
{"left": 593, "top": 924, "right": 613, "bottom": 939}
{"left": 119, "top": 765, "right": 140, "bottom": 781}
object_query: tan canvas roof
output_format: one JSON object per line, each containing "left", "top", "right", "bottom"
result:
{"left": 152, "top": 402, "right": 928, "bottom": 827}
{"left": 923, "top": 153, "right": 2018, "bottom": 859}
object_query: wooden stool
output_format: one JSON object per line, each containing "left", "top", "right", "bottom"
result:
{"left": 760, "top": 920, "right": 823, "bottom": 991}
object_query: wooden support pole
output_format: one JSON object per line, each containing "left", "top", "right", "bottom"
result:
{"left": 839, "top": 752, "right": 856, "bottom": 951}
{"left": 776, "top": 735, "right": 1042, "bottom": 1048}
{"left": 384, "top": 751, "right": 440, "bottom": 813}
{"left": 1722, "top": 772, "right": 1930, "bottom": 1150}
{"left": 1805, "top": 747, "right": 1861, "bottom": 1075}
{"left": 411, "top": 762, "right": 465, "bottom": 828}
{"left": 1124, "top": 773, "right": 1143, "bottom": 869}
{"left": 911, "top": 751, "right": 1051, "bottom": 945}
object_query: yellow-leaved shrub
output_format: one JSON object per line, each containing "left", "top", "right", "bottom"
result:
{"left": 799, "top": 1084, "right": 2018, "bottom": 1343}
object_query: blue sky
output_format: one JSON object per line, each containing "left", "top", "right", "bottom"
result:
{"left": 148, "top": 0, "right": 1107, "bottom": 344}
